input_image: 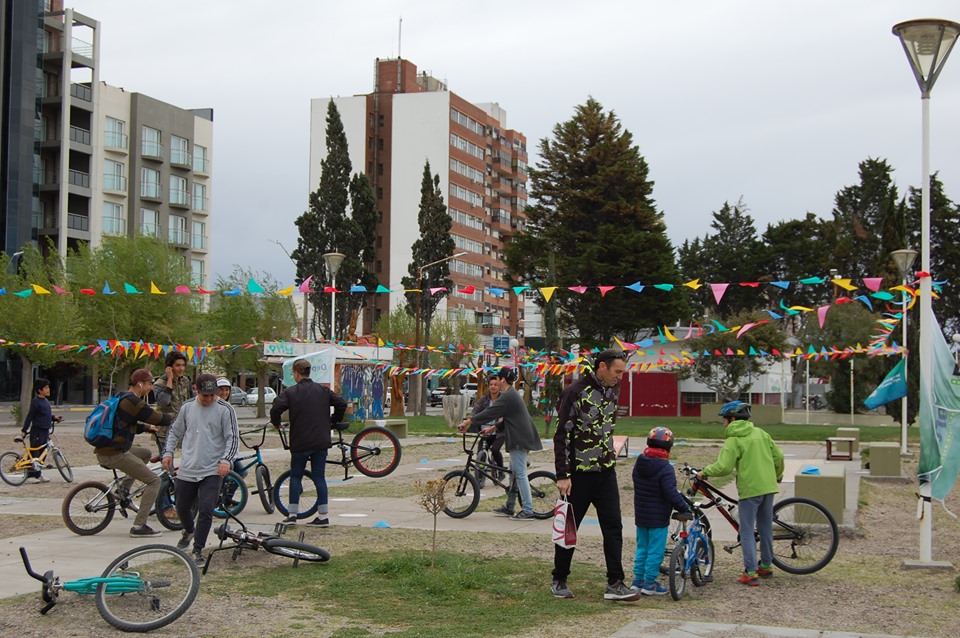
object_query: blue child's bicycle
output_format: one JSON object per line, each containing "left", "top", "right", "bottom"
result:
{"left": 667, "top": 501, "right": 714, "bottom": 600}
{"left": 20, "top": 544, "right": 199, "bottom": 632}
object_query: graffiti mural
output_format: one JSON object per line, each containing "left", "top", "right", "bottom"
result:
{"left": 339, "top": 365, "right": 385, "bottom": 421}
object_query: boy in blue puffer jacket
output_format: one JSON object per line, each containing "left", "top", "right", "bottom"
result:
{"left": 631, "top": 427, "right": 689, "bottom": 595}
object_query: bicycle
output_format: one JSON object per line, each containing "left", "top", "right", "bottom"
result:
{"left": 272, "top": 422, "right": 402, "bottom": 520}
{"left": 666, "top": 502, "right": 715, "bottom": 601}
{"left": 677, "top": 464, "right": 839, "bottom": 574}
{"left": 473, "top": 429, "right": 503, "bottom": 488}
{"left": 205, "top": 482, "right": 330, "bottom": 574}
{"left": 441, "top": 432, "right": 558, "bottom": 519}
{"left": 1, "top": 422, "right": 72, "bottom": 485}
{"left": 19, "top": 543, "right": 199, "bottom": 632}
{"left": 232, "top": 425, "right": 276, "bottom": 514}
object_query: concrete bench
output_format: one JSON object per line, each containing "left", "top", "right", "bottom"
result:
{"left": 836, "top": 427, "right": 860, "bottom": 453}
{"left": 795, "top": 463, "right": 846, "bottom": 524}
{"left": 374, "top": 419, "right": 407, "bottom": 438}
{"left": 613, "top": 435, "right": 629, "bottom": 458}
{"left": 825, "top": 437, "right": 855, "bottom": 461}
{"left": 868, "top": 442, "right": 901, "bottom": 477}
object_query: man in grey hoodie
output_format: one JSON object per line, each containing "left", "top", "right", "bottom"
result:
{"left": 457, "top": 367, "right": 543, "bottom": 520}
{"left": 162, "top": 373, "right": 239, "bottom": 565}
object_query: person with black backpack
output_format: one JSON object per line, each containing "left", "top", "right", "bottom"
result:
{"left": 94, "top": 368, "right": 171, "bottom": 537}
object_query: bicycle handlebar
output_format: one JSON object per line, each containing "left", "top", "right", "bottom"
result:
{"left": 19, "top": 547, "right": 45, "bottom": 582}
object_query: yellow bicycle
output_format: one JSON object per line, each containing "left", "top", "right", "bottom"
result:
{"left": 1, "top": 423, "right": 73, "bottom": 485}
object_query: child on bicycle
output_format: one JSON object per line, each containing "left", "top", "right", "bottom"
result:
{"left": 697, "top": 401, "right": 784, "bottom": 586}
{"left": 631, "top": 426, "right": 690, "bottom": 595}
{"left": 20, "top": 378, "right": 61, "bottom": 483}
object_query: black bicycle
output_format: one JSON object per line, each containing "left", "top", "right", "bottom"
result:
{"left": 441, "top": 432, "right": 557, "bottom": 519}
{"left": 273, "top": 422, "right": 402, "bottom": 520}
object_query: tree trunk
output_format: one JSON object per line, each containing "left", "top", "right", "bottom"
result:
{"left": 418, "top": 320, "right": 433, "bottom": 416}
{"left": 18, "top": 355, "right": 35, "bottom": 428}
{"left": 256, "top": 367, "right": 267, "bottom": 419}
{"left": 389, "top": 373, "right": 406, "bottom": 417}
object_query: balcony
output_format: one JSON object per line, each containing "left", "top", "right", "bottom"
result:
{"left": 192, "top": 156, "right": 209, "bottom": 174}
{"left": 170, "top": 148, "right": 191, "bottom": 168}
{"left": 191, "top": 234, "right": 208, "bottom": 251}
{"left": 102, "top": 216, "right": 126, "bottom": 235}
{"left": 168, "top": 228, "right": 189, "bottom": 246}
{"left": 71, "top": 37, "right": 93, "bottom": 59}
{"left": 192, "top": 195, "right": 208, "bottom": 212}
{"left": 104, "top": 131, "right": 128, "bottom": 153}
{"left": 69, "top": 83, "right": 92, "bottom": 102}
{"left": 170, "top": 189, "right": 191, "bottom": 208}
{"left": 68, "top": 169, "right": 90, "bottom": 189}
{"left": 69, "top": 125, "right": 91, "bottom": 146}
{"left": 140, "top": 182, "right": 162, "bottom": 201}
{"left": 103, "top": 174, "right": 127, "bottom": 193}
{"left": 140, "top": 222, "right": 161, "bottom": 238}
{"left": 67, "top": 213, "right": 89, "bottom": 231}
{"left": 141, "top": 141, "right": 164, "bottom": 161}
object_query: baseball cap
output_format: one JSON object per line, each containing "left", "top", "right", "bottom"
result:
{"left": 196, "top": 373, "right": 218, "bottom": 395}
{"left": 216, "top": 377, "right": 231, "bottom": 388}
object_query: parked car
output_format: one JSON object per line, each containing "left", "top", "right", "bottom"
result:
{"left": 228, "top": 386, "right": 246, "bottom": 405}
{"left": 429, "top": 387, "right": 446, "bottom": 407}
{"left": 242, "top": 386, "right": 277, "bottom": 406}
{"left": 461, "top": 383, "right": 478, "bottom": 405}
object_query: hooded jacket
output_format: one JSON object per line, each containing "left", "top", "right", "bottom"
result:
{"left": 702, "top": 419, "right": 784, "bottom": 499}
{"left": 553, "top": 370, "right": 620, "bottom": 480}
{"left": 632, "top": 454, "right": 690, "bottom": 528}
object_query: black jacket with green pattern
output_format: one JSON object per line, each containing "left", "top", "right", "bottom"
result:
{"left": 553, "top": 371, "right": 621, "bottom": 480}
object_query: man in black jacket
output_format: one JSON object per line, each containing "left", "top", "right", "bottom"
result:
{"left": 270, "top": 358, "right": 348, "bottom": 527}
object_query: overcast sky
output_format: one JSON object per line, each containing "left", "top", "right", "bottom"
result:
{"left": 69, "top": 0, "right": 960, "bottom": 286}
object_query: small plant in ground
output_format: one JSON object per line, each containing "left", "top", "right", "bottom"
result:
{"left": 414, "top": 479, "right": 446, "bottom": 567}
{"left": 10, "top": 403, "right": 22, "bottom": 428}
{"left": 954, "top": 574, "right": 960, "bottom": 593}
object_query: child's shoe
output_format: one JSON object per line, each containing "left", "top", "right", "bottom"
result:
{"left": 629, "top": 578, "right": 643, "bottom": 591}
{"left": 737, "top": 571, "right": 760, "bottom": 586}
{"left": 757, "top": 564, "right": 774, "bottom": 579}
{"left": 640, "top": 581, "right": 668, "bottom": 596}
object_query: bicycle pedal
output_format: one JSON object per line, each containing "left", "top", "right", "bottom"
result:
{"left": 275, "top": 522, "right": 288, "bottom": 535}
{"left": 723, "top": 545, "right": 735, "bottom": 554}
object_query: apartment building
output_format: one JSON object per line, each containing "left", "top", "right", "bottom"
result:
{"left": 309, "top": 58, "right": 528, "bottom": 341}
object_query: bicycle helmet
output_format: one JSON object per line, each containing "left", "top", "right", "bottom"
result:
{"left": 494, "top": 367, "right": 518, "bottom": 385}
{"left": 647, "top": 426, "right": 674, "bottom": 451}
{"left": 718, "top": 400, "right": 751, "bottom": 420}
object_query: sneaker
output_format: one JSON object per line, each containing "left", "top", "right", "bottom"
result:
{"left": 604, "top": 580, "right": 642, "bottom": 601}
{"left": 281, "top": 515, "right": 298, "bottom": 525}
{"left": 192, "top": 550, "right": 206, "bottom": 566}
{"left": 177, "top": 530, "right": 193, "bottom": 550}
{"left": 306, "top": 517, "right": 329, "bottom": 527}
{"left": 640, "top": 581, "right": 669, "bottom": 596}
{"left": 738, "top": 571, "right": 760, "bottom": 587}
{"left": 31, "top": 476, "right": 50, "bottom": 484}
{"left": 551, "top": 580, "right": 574, "bottom": 599}
{"left": 757, "top": 565, "right": 774, "bottom": 579}
{"left": 630, "top": 578, "right": 643, "bottom": 591}
{"left": 491, "top": 505, "right": 515, "bottom": 517}
{"left": 510, "top": 511, "right": 536, "bottom": 521}
{"left": 129, "top": 524, "right": 162, "bottom": 538}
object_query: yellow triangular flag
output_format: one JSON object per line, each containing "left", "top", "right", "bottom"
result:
{"left": 540, "top": 286, "right": 558, "bottom": 302}
{"left": 683, "top": 278, "right": 702, "bottom": 290}
{"left": 276, "top": 286, "right": 294, "bottom": 296}
{"left": 831, "top": 278, "right": 857, "bottom": 291}
{"left": 150, "top": 281, "right": 166, "bottom": 295}
{"left": 32, "top": 284, "right": 51, "bottom": 294}
{"left": 378, "top": 338, "right": 385, "bottom": 347}
{"left": 662, "top": 326, "right": 678, "bottom": 342}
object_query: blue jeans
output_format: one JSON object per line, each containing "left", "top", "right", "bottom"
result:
{"left": 738, "top": 493, "right": 774, "bottom": 573}
{"left": 633, "top": 526, "right": 668, "bottom": 584}
{"left": 507, "top": 450, "right": 533, "bottom": 515}
{"left": 289, "top": 448, "right": 328, "bottom": 512}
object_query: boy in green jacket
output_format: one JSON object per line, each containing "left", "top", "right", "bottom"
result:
{"left": 698, "top": 401, "right": 784, "bottom": 586}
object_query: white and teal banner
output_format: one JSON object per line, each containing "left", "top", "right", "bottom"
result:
{"left": 918, "top": 308, "right": 960, "bottom": 501}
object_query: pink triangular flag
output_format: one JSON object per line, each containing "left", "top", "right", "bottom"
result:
{"left": 567, "top": 286, "right": 588, "bottom": 294}
{"left": 817, "top": 305, "right": 830, "bottom": 329}
{"left": 174, "top": 285, "right": 192, "bottom": 294}
{"left": 429, "top": 287, "right": 447, "bottom": 295}
{"left": 598, "top": 286, "right": 616, "bottom": 297}
{"left": 298, "top": 275, "right": 313, "bottom": 294}
{"left": 862, "top": 277, "right": 883, "bottom": 292}
{"left": 53, "top": 285, "right": 70, "bottom": 294}
{"left": 710, "top": 283, "right": 729, "bottom": 305}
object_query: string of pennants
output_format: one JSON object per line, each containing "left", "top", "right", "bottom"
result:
{"left": 0, "top": 338, "right": 258, "bottom": 364}
{"left": 0, "top": 273, "right": 946, "bottom": 303}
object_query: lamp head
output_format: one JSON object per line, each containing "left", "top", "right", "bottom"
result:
{"left": 893, "top": 19, "right": 960, "bottom": 96}
{"left": 890, "top": 249, "right": 919, "bottom": 276}
{"left": 322, "top": 252, "right": 346, "bottom": 278}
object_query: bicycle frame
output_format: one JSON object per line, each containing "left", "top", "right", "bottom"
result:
{"left": 19, "top": 547, "right": 145, "bottom": 611}
{"left": 458, "top": 433, "right": 516, "bottom": 493}
{"left": 235, "top": 427, "right": 268, "bottom": 475}
{"left": 278, "top": 424, "right": 391, "bottom": 481}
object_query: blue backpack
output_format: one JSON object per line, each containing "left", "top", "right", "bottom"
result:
{"left": 84, "top": 392, "right": 132, "bottom": 447}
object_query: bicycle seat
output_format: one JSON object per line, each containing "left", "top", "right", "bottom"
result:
{"left": 14, "top": 436, "right": 23, "bottom": 444}
{"left": 672, "top": 511, "right": 694, "bottom": 521}
{"left": 332, "top": 421, "right": 349, "bottom": 432}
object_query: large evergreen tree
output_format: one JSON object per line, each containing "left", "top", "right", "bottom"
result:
{"left": 504, "top": 98, "right": 685, "bottom": 347}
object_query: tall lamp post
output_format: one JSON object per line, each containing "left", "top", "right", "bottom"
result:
{"left": 413, "top": 252, "right": 466, "bottom": 412}
{"left": 270, "top": 239, "right": 308, "bottom": 340}
{"left": 322, "top": 252, "right": 345, "bottom": 342}
{"left": 891, "top": 248, "right": 918, "bottom": 455}
{"left": 893, "top": 18, "right": 960, "bottom": 567}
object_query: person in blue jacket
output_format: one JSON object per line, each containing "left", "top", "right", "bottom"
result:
{"left": 631, "top": 426, "right": 689, "bottom": 595}
{"left": 20, "top": 378, "right": 61, "bottom": 483}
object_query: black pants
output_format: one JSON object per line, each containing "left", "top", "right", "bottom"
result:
{"left": 552, "top": 469, "right": 624, "bottom": 584}
{"left": 489, "top": 434, "right": 505, "bottom": 469}
{"left": 28, "top": 429, "right": 50, "bottom": 478}
{"left": 174, "top": 475, "right": 220, "bottom": 552}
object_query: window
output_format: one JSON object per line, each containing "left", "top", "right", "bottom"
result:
{"left": 140, "top": 167, "right": 161, "bottom": 199}
{"left": 448, "top": 207, "right": 483, "bottom": 231}
{"left": 102, "top": 202, "right": 125, "bottom": 235}
{"left": 190, "top": 258, "right": 205, "bottom": 287}
{"left": 450, "top": 259, "right": 483, "bottom": 278}
{"left": 169, "top": 215, "right": 187, "bottom": 244}
{"left": 450, "top": 184, "right": 483, "bottom": 208}
{"left": 169, "top": 175, "right": 189, "bottom": 206}
{"left": 193, "top": 144, "right": 208, "bottom": 172}
{"left": 104, "top": 117, "right": 127, "bottom": 150}
{"left": 170, "top": 135, "right": 190, "bottom": 165}
{"left": 453, "top": 234, "right": 483, "bottom": 254}
{"left": 450, "top": 108, "right": 485, "bottom": 135}
{"left": 452, "top": 288, "right": 484, "bottom": 302}
{"left": 141, "top": 126, "right": 162, "bottom": 158}
{"left": 193, "top": 182, "right": 207, "bottom": 211}
{"left": 191, "top": 220, "right": 206, "bottom": 250}
{"left": 140, "top": 208, "right": 160, "bottom": 236}
{"left": 450, "top": 133, "right": 484, "bottom": 160}
{"left": 103, "top": 159, "right": 126, "bottom": 191}
{"left": 450, "top": 158, "right": 484, "bottom": 183}
{"left": 682, "top": 392, "right": 718, "bottom": 405}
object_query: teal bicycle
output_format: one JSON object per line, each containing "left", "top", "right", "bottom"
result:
{"left": 20, "top": 544, "right": 199, "bottom": 632}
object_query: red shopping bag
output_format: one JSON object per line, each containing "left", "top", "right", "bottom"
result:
{"left": 551, "top": 498, "right": 577, "bottom": 548}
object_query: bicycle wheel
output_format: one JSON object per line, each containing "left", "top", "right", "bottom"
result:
{"left": 256, "top": 464, "right": 275, "bottom": 514}
{"left": 213, "top": 471, "right": 248, "bottom": 519}
{"left": 263, "top": 538, "right": 331, "bottom": 562}
{"left": 474, "top": 449, "right": 489, "bottom": 488}
{"left": 350, "top": 426, "right": 402, "bottom": 477}
{"left": 770, "top": 497, "right": 839, "bottom": 574}
{"left": 441, "top": 470, "right": 480, "bottom": 518}
{"left": 528, "top": 470, "right": 558, "bottom": 519}
{"left": 155, "top": 477, "right": 189, "bottom": 531}
{"left": 668, "top": 542, "right": 688, "bottom": 601}
{"left": 689, "top": 534, "right": 715, "bottom": 587}
{"left": 0, "top": 451, "right": 28, "bottom": 486}
{"left": 96, "top": 544, "right": 199, "bottom": 633}
{"left": 273, "top": 471, "right": 320, "bottom": 518}
{"left": 52, "top": 448, "right": 73, "bottom": 483}
{"left": 62, "top": 481, "right": 115, "bottom": 536}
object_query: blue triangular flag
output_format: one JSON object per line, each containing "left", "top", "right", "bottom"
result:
{"left": 372, "top": 520, "right": 391, "bottom": 528}
{"left": 863, "top": 359, "right": 908, "bottom": 410}
{"left": 625, "top": 282, "right": 644, "bottom": 294}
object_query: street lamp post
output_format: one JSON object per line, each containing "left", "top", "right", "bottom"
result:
{"left": 270, "top": 239, "right": 309, "bottom": 340}
{"left": 893, "top": 18, "right": 960, "bottom": 567}
{"left": 891, "top": 248, "right": 918, "bottom": 455}
{"left": 322, "top": 252, "right": 345, "bottom": 342}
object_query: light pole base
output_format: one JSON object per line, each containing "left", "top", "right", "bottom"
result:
{"left": 902, "top": 559, "right": 954, "bottom": 571}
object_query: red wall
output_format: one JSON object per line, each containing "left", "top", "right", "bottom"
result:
{"left": 618, "top": 372, "right": 679, "bottom": 417}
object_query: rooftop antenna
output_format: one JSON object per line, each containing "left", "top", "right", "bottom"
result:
{"left": 398, "top": 16, "right": 402, "bottom": 59}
